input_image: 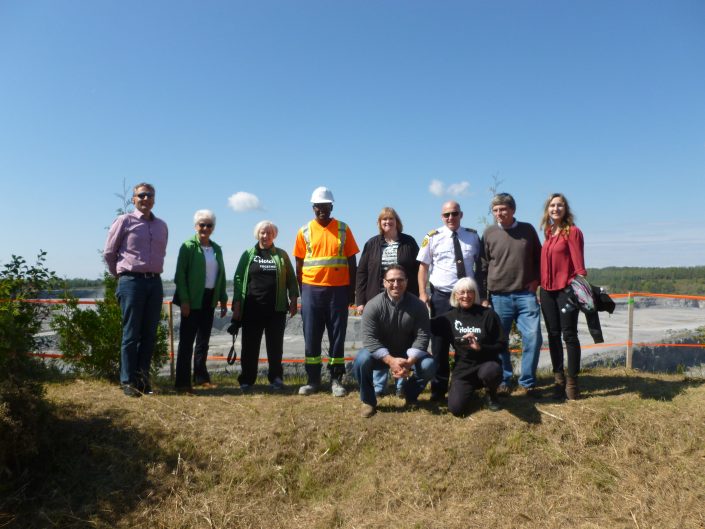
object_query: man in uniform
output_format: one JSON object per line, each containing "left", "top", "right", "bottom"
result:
{"left": 417, "top": 200, "right": 483, "bottom": 402}
{"left": 352, "top": 265, "right": 436, "bottom": 418}
{"left": 481, "top": 192, "right": 542, "bottom": 395}
{"left": 293, "top": 186, "right": 359, "bottom": 397}
{"left": 104, "top": 183, "right": 168, "bottom": 397}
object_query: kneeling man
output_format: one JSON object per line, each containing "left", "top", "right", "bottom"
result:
{"left": 353, "top": 265, "right": 437, "bottom": 418}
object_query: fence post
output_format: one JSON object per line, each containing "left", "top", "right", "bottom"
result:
{"left": 168, "top": 301, "right": 175, "bottom": 381}
{"left": 626, "top": 292, "right": 634, "bottom": 369}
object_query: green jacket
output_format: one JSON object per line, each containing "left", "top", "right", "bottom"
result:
{"left": 173, "top": 235, "right": 228, "bottom": 310}
{"left": 233, "top": 245, "right": 299, "bottom": 315}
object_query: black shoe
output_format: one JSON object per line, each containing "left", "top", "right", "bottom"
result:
{"left": 122, "top": 385, "right": 141, "bottom": 398}
{"left": 485, "top": 394, "right": 501, "bottom": 412}
{"left": 429, "top": 392, "right": 446, "bottom": 403}
{"left": 405, "top": 398, "right": 420, "bottom": 410}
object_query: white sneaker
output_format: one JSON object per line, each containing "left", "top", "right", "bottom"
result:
{"left": 331, "top": 379, "right": 347, "bottom": 397}
{"left": 298, "top": 384, "right": 319, "bottom": 396}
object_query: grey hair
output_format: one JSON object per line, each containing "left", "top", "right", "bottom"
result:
{"left": 450, "top": 277, "right": 481, "bottom": 308}
{"left": 193, "top": 209, "right": 216, "bottom": 226}
{"left": 490, "top": 192, "right": 516, "bottom": 211}
{"left": 253, "top": 220, "right": 278, "bottom": 239}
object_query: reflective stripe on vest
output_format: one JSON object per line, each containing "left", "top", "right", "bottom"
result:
{"left": 302, "top": 220, "right": 348, "bottom": 269}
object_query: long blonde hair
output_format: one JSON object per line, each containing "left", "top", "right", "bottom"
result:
{"left": 540, "top": 193, "right": 575, "bottom": 237}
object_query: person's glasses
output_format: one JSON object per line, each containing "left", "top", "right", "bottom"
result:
{"left": 442, "top": 211, "right": 460, "bottom": 218}
{"left": 384, "top": 277, "right": 407, "bottom": 284}
{"left": 135, "top": 192, "right": 154, "bottom": 199}
{"left": 199, "top": 223, "right": 214, "bottom": 228}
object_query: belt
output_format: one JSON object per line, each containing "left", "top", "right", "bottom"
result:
{"left": 119, "top": 271, "right": 161, "bottom": 279}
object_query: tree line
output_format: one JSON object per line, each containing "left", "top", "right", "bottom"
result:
{"left": 587, "top": 266, "right": 705, "bottom": 295}
{"left": 61, "top": 266, "right": 705, "bottom": 296}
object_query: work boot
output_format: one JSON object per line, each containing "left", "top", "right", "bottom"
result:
{"left": 298, "top": 384, "right": 320, "bottom": 396}
{"left": 566, "top": 376, "right": 580, "bottom": 400}
{"left": 331, "top": 379, "right": 347, "bottom": 397}
{"left": 552, "top": 371, "right": 566, "bottom": 400}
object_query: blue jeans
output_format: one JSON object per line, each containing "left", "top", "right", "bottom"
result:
{"left": 116, "top": 275, "right": 164, "bottom": 388}
{"left": 491, "top": 291, "right": 542, "bottom": 388}
{"left": 353, "top": 349, "right": 437, "bottom": 407}
{"left": 373, "top": 369, "right": 404, "bottom": 395}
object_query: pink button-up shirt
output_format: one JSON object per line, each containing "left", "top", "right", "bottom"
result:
{"left": 103, "top": 210, "right": 169, "bottom": 276}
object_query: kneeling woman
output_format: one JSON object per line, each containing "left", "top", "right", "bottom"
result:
{"left": 432, "top": 277, "right": 507, "bottom": 416}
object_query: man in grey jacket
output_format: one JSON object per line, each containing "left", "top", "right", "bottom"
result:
{"left": 352, "top": 264, "right": 437, "bottom": 418}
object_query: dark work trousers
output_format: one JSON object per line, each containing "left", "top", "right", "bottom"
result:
{"left": 447, "top": 361, "right": 502, "bottom": 417}
{"left": 175, "top": 289, "right": 215, "bottom": 388}
{"left": 540, "top": 288, "right": 581, "bottom": 377}
{"left": 239, "top": 300, "right": 286, "bottom": 386}
{"left": 301, "top": 284, "right": 349, "bottom": 384}
{"left": 429, "top": 288, "right": 452, "bottom": 397}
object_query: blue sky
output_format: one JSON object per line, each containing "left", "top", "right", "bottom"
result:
{"left": 1, "top": 0, "right": 704, "bottom": 279}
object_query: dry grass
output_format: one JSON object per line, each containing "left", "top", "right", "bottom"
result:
{"left": 4, "top": 368, "right": 705, "bottom": 529}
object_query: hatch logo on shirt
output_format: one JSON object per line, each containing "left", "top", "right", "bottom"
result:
{"left": 253, "top": 255, "right": 276, "bottom": 271}
{"left": 454, "top": 320, "right": 481, "bottom": 335}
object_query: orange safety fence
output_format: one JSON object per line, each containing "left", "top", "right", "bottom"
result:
{"left": 7, "top": 292, "right": 705, "bottom": 365}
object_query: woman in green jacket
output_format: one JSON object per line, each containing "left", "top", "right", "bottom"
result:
{"left": 174, "top": 210, "right": 228, "bottom": 392}
{"left": 232, "top": 220, "right": 299, "bottom": 390}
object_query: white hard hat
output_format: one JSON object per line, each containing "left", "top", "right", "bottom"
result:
{"left": 310, "top": 186, "right": 335, "bottom": 204}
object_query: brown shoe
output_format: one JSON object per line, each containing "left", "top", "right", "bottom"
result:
{"left": 496, "top": 382, "right": 512, "bottom": 396}
{"left": 360, "top": 403, "right": 376, "bottom": 418}
{"left": 196, "top": 382, "right": 218, "bottom": 390}
{"left": 566, "top": 376, "right": 580, "bottom": 400}
{"left": 552, "top": 371, "right": 566, "bottom": 400}
{"left": 175, "top": 386, "right": 194, "bottom": 395}
{"left": 515, "top": 385, "right": 541, "bottom": 399}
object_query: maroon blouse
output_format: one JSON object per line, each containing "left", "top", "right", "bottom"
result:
{"left": 540, "top": 225, "right": 586, "bottom": 291}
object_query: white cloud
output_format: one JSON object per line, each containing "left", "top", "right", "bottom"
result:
{"left": 428, "top": 179, "right": 470, "bottom": 197}
{"left": 446, "top": 181, "right": 470, "bottom": 196}
{"left": 429, "top": 180, "right": 444, "bottom": 197}
{"left": 227, "top": 191, "right": 262, "bottom": 212}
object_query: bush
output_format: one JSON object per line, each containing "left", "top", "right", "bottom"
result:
{"left": 0, "top": 252, "right": 56, "bottom": 481}
{"left": 52, "top": 272, "right": 170, "bottom": 381}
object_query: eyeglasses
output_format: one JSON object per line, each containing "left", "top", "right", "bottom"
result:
{"left": 442, "top": 211, "right": 460, "bottom": 218}
{"left": 135, "top": 192, "right": 154, "bottom": 199}
{"left": 198, "top": 223, "right": 214, "bottom": 228}
{"left": 384, "top": 277, "right": 407, "bottom": 284}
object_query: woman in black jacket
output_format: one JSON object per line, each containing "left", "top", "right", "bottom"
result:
{"left": 432, "top": 277, "right": 506, "bottom": 416}
{"left": 355, "top": 207, "right": 420, "bottom": 397}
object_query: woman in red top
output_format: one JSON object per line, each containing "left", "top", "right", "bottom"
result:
{"left": 539, "top": 193, "right": 586, "bottom": 400}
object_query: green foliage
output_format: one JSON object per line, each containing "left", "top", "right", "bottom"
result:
{"left": 0, "top": 252, "right": 56, "bottom": 480}
{"left": 51, "top": 272, "right": 169, "bottom": 380}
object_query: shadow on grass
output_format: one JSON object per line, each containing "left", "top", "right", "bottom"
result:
{"left": 494, "top": 372, "right": 705, "bottom": 425}
{"left": 2, "top": 403, "right": 177, "bottom": 528}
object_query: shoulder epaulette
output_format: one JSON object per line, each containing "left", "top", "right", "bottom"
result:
{"left": 463, "top": 227, "right": 477, "bottom": 234}
{"left": 425, "top": 229, "right": 439, "bottom": 237}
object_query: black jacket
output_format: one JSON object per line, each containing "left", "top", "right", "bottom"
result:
{"left": 355, "top": 233, "right": 420, "bottom": 306}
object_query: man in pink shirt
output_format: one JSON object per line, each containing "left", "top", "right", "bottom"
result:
{"left": 104, "top": 183, "right": 168, "bottom": 397}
